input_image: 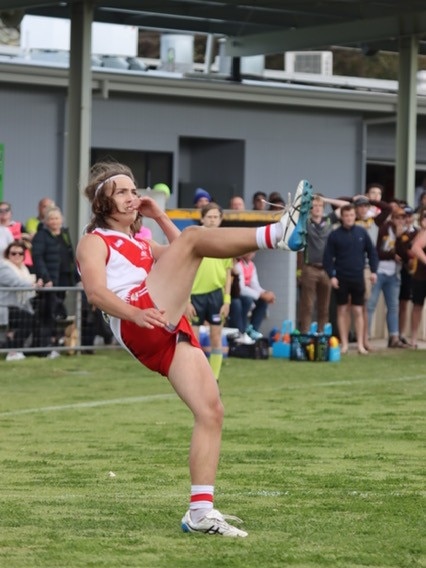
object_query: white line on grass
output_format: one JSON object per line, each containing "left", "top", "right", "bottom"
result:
{"left": 0, "top": 394, "right": 176, "bottom": 417}
{"left": 0, "top": 374, "right": 423, "bottom": 418}
{"left": 283, "top": 374, "right": 426, "bottom": 390}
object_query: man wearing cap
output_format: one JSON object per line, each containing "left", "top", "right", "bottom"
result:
{"left": 193, "top": 188, "right": 212, "bottom": 209}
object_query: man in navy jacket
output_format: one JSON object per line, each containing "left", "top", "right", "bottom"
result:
{"left": 323, "top": 204, "right": 378, "bottom": 355}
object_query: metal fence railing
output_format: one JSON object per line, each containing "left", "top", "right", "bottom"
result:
{"left": 0, "top": 285, "right": 120, "bottom": 356}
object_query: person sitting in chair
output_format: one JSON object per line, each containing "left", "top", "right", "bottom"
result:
{"left": 228, "top": 252, "right": 276, "bottom": 341}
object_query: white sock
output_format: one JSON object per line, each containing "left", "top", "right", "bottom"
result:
{"left": 255, "top": 218, "right": 286, "bottom": 249}
{"left": 189, "top": 484, "right": 214, "bottom": 523}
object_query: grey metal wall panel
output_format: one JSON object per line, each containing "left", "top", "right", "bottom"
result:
{"left": 368, "top": 120, "right": 426, "bottom": 165}
{"left": 92, "top": 95, "right": 363, "bottom": 209}
{"left": 0, "top": 86, "right": 66, "bottom": 223}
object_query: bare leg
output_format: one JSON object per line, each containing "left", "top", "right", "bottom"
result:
{"left": 209, "top": 324, "right": 223, "bottom": 351}
{"left": 337, "top": 304, "right": 349, "bottom": 353}
{"left": 147, "top": 225, "right": 259, "bottom": 324}
{"left": 353, "top": 305, "right": 367, "bottom": 354}
{"left": 399, "top": 299, "right": 408, "bottom": 338}
{"left": 411, "top": 304, "right": 423, "bottom": 347}
{"left": 168, "top": 341, "right": 224, "bottom": 485}
{"left": 362, "top": 304, "right": 371, "bottom": 350}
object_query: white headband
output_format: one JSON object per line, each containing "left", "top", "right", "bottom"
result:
{"left": 95, "top": 174, "right": 127, "bottom": 195}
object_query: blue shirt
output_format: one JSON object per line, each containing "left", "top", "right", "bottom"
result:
{"left": 323, "top": 224, "right": 378, "bottom": 281}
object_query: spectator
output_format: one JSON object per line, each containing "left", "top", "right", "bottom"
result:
{"left": 0, "top": 240, "right": 43, "bottom": 361}
{"left": 396, "top": 208, "right": 423, "bottom": 347}
{"left": 367, "top": 206, "right": 408, "bottom": 348}
{"left": 414, "top": 176, "right": 426, "bottom": 208}
{"left": 186, "top": 203, "right": 232, "bottom": 382}
{"left": 229, "top": 196, "right": 245, "bottom": 210}
{"left": 415, "top": 190, "right": 426, "bottom": 217}
{"left": 31, "top": 206, "right": 77, "bottom": 354}
{"left": 323, "top": 204, "right": 378, "bottom": 355}
{"left": 252, "top": 191, "right": 267, "bottom": 210}
{"left": 267, "top": 191, "right": 285, "bottom": 210}
{"left": 298, "top": 194, "right": 348, "bottom": 333}
{"left": 152, "top": 182, "right": 171, "bottom": 201}
{"left": 354, "top": 195, "right": 392, "bottom": 350}
{"left": 134, "top": 225, "right": 153, "bottom": 241}
{"left": 228, "top": 251, "right": 276, "bottom": 340}
{"left": 193, "top": 188, "right": 211, "bottom": 209}
{"left": 365, "top": 183, "right": 385, "bottom": 217}
{"left": 0, "top": 201, "right": 32, "bottom": 268}
{"left": 396, "top": 206, "right": 416, "bottom": 344}
{"left": 25, "top": 197, "right": 55, "bottom": 237}
{"left": 0, "top": 224, "right": 14, "bottom": 257}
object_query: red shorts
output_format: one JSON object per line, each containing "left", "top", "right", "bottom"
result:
{"left": 119, "top": 283, "right": 200, "bottom": 377}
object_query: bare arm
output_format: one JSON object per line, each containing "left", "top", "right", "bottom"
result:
{"left": 411, "top": 230, "right": 426, "bottom": 264}
{"left": 219, "top": 267, "right": 232, "bottom": 319}
{"left": 321, "top": 196, "right": 351, "bottom": 209}
{"left": 137, "top": 196, "right": 180, "bottom": 243}
{"left": 76, "top": 233, "right": 169, "bottom": 329}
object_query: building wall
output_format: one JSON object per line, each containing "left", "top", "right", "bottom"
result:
{"left": 0, "top": 85, "right": 66, "bottom": 220}
{"left": 92, "top": 95, "right": 364, "bottom": 210}
{"left": 368, "top": 118, "right": 426, "bottom": 165}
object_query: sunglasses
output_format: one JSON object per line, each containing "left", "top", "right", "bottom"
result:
{"left": 0, "top": 207, "right": 10, "bottom": 213}
{"left": 9, "top": 251, "right": 25, "bottom": 256}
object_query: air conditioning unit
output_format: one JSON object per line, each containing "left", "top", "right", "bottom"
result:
{"left": 285, "top": 51, "right": 333, "bottom": 75}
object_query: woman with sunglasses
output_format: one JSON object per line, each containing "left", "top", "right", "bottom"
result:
{"left": 0, "top": 202, "right": 32, "bottom": 268}
{"left": 0, "top": 240, "right": 43, "bottom": 361}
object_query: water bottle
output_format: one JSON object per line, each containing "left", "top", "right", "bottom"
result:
{"left": 309, "top": 321, "right": 318, "bottom": 335}
{"left": 323, "top": 322, "right": 332, "bottom": 336}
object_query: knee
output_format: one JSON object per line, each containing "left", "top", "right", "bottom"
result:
{"left": 200, "top": 396, "right": 224, "bottom": 429}
{"left": 181, "top": 225, "right": 202, "bottom": 241}
{"left": 212, "top": 397, "right": 224, "bottom": 427}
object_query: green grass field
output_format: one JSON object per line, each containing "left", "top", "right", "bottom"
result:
{"left": 0, "top": 349, "right": 424, "bottom": 568}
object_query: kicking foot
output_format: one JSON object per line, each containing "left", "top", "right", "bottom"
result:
{"left": 181, "top": 509, "right": 248, "bottom": 537}
{"left": 277, "top": 179, "right": 314, "bottom": 251}
{"left": 358, "top": 347, "right": 369, "bottom": 355}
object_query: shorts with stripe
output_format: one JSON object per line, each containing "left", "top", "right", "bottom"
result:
{"left": 114, "top": 282, "right": 200, "bottom": 377}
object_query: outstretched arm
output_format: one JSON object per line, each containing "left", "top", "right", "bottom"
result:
{"left": 321, "top": 196, "right": 351, "bottom": 209}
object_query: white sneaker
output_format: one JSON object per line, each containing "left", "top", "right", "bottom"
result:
{"left": 181, "top": 509, "right": 248, "bottom": 537}
{"left": 5, "top": 351, "right": 26, "bottom": 361}
{"left": 234, "top": 332, "right": 255, "bottom": 345}
{"left": 47, "top": 350, "right": 61, "bottom": 359}
{"left": 277, "top": 179, "right": 313, "bottom": 251}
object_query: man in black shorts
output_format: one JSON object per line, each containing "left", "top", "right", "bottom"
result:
{"left": 323, "top": 204, "right": 379, "bottom": 354}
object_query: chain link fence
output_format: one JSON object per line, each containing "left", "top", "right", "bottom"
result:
{"left": 0, "top": 286, "right": 120, "bottom": 358}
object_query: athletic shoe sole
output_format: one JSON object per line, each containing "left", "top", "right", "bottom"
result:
{"left": 277, "top": 179, "right": 313, "bottom": 251}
